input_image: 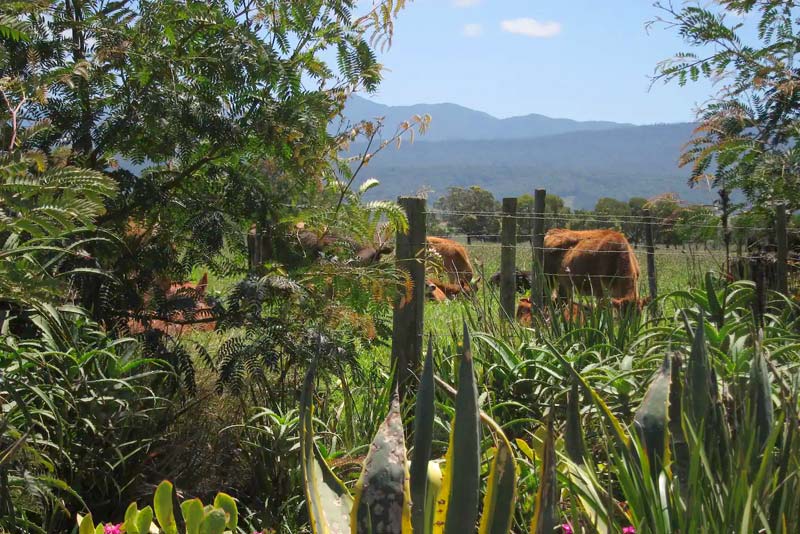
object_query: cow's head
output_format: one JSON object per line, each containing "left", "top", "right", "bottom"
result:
{"left": 426, "top": 280, "right": 448, "bottom": 302}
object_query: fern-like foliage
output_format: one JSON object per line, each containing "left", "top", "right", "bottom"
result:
{"left": 0, "top": 149, "right": 117, "bottom": 311}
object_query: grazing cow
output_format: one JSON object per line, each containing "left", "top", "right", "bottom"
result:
{"left": 426, "top": 280, "right": 448, "bottom": 303}
{"left": 543, "top": 229, "right": 642, "bottom": 305}
{"left": 425, "top": 279, "right": 469, "bottom": 302}
{"left": 489, "top": 269, "right": 532, "bottom": 292}
{"left": 426, "top": 236, "right": 475, "bottom": 293}
{"left": 127, "top": 273, "right": 216, "bottom": 336}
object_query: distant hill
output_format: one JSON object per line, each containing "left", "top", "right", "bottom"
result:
{"left": 342, "top": 97, "right": 712, "bottom": 209}
{"left": 342, "top": 95, "right": 633, "bottom": 142}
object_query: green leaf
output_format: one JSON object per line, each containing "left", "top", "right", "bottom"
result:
{"left": 411, "top": 337, "right": 436, "bottom": 534}
{"left": 434, "top": 322, "right": 481, "bottom": 534}
{"left": 529, "top": 420, "right": 558, "bottom": 534}
{"left": 300, "top": 359, "right": 354, "bottom": 534}
{"left": 564, "top": 381, "right": 585, "bottom": 465}
{"left": 351, "top": 391, "right": 411, "bottom": 534}
{"left": 749, "top": 335, "right": 773, "bottom": 451}
{"left": 199, "top": 508, "right": 227, "bottom": 534}
{"left": 424, "top": 462, "right": 443, "bottom": 534}
{"left": 478, "top": 434, "right": 517, "bottom": 534}
{"left": 550, "top": 345, "right": 630, "bottom": 449}
{"left": 136, "top": 506, "right": 154, "bottom": 534}
{"left": 154, "top": 480, "right": 177, "bottom": 534}
{"left": 633, "top": 355, "right": 672, "bottom": 476}
{"left": 181, "top": 498, "right": 205, "bottom": 534}
{"left": 212, "top": 493, "right": 238, "bottom": 530}
{"left": 705, "top": 271, "right": 724, "bottom": 327}
{"left": 79, "top": 514, "right": 94, "bottom": 534}
{"left": 686, "top": 312, "right": 712, "bottom": 425}
{"left": 123, "top": 502, "right": 140, "bottom": 534}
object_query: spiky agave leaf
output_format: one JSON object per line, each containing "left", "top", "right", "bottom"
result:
{"left": 410, "top": 337, "right": 436, "bottom": 534}
{"left": 478, "top": 430, "right": 517, "bottom": 534}
{"left": 300, "top": 359, "right": 353, "bottom": 534}
{"left": 351, "top": 391, "right": 411, "bottom": 534}
{"left": 529, "top": 420, "right": 558, "bottom": 534}
{"left": 564, "top": 381, "right": 586, "bottom": 465}
{"left": 633, "top": 355, "right": 672, "bottom": 477}
{"left": 433, "top": 322, "right": 481, "bottom": 534}
{"left": 749, "top": 333, "right": 773, "bottom": 452}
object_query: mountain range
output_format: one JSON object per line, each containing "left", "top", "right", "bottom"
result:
{"left": 342, "top": 96, "right": 713, "bottom": 209}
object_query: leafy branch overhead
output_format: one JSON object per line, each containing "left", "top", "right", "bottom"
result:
{"left": 652, "top": 1, "right": 800, "bottom": 206}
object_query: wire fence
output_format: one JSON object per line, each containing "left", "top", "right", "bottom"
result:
{"left": 422, "top": 204, "right": 800, "bottom": 298}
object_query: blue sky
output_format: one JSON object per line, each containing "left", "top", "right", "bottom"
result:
{"left": 359, "top": 0, "right": 723, "bottom": 125}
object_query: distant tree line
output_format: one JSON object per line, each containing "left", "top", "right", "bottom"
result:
{"left": 429, "top": 185, "right": 793, "bottom": 250}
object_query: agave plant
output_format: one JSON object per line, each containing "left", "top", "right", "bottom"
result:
{"left": 300, "top": 324, "right": 517, "bottom": 534}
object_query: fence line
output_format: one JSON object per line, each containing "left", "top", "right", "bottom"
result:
{"left": 426, "top": 212, "right": 791, "bottom": 232}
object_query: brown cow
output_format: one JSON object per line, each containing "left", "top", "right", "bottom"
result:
{"left": 427, "top": 236, "right": 475, "bottom": 292}
{"left": 425, "top": 279, "right": 470, "bottom": 302}
{"left": 127, "top": 273, "right": 216, "bottom": 336}
{"left": 543, "top": 229, "right": 641, "bottom": 303}
{"left": 425, "top": 280, "right": 448, "bottom": 303}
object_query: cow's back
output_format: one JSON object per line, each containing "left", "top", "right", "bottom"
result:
{"left": 547, "top": 229, "right": 640, "bottom": 300}
{"left": 427, "top": 236, "right": 474, "bottom": 285}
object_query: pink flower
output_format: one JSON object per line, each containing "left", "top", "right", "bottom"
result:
{"left": 622, "top": 527, "right": 636, "bottom": 534}
{"left": 561, "top": 523, "right": 574, "bottom": 534}
{"left": 104, "top": 525, "right": 122, "bottom": 534}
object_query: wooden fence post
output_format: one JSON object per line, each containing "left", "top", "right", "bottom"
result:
{"left": 531, "top": 189, "right": 547, "bottom": 307}
{"left": 391, "top": 196, "right": 426, "bottom": 402}
{"left": 776, "top": 202, "right": 789, "bottom": 295}
{"left": 644, "top": 209, "right": 658, "bottom": 301}
{"left": 500, "top": 197, "right": 517, "bottom": 321}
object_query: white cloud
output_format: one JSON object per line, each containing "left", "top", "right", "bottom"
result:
{"left": 453, "top": 0, "right": 480, "bottom": 7}
{"left": 462, "top": 23, "right": 483, "bottom": 38}
{"left": 500, "top": 18, "right": 561, "bottom": 38}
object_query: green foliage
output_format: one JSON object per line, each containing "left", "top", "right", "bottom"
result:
{"left": 0, "top": 307, "right": 174, "bottom": 532}
{"left": 300, "top": 324, "right": 517, "bottom": 534}
{"left": 654, "top": 0, "right": 800, "bottom": 207}
{"left": 77, "top": 481, "right": 238, "bottom": 534}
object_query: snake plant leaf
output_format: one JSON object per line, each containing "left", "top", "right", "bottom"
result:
{"left": 181, "top": 498, "right": 204, "bottom": 534}
{"left": 213, "top": 492, "right": 238, "bottom": 530}
{"left": 411, "top": 337, "right": 436, "bottom": 534}
{"left": 749, "top": 335, "right": 774, "bottom": 451}
{"left": 351, "top": 390, "right": 411, "bottom": 534}
{"left": 529, "top": 420, "right": 558, "bottom": 534}
{"left": 633, "top": 355, "right": 672, "bottom": 476}
{"left": 300, "top": 359, "right": 353, "bottom": 534}
{"left": 434, "top": 322, "right": 481, "bottom": 534}
{"left": 478, "top": 431, "right": 517, "bottom": 534}
{"left": 565, "top": 381, "right": 586, "bottom": 465}
{"left": 154, "top": 481, "right": 178, "bottom": 534}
